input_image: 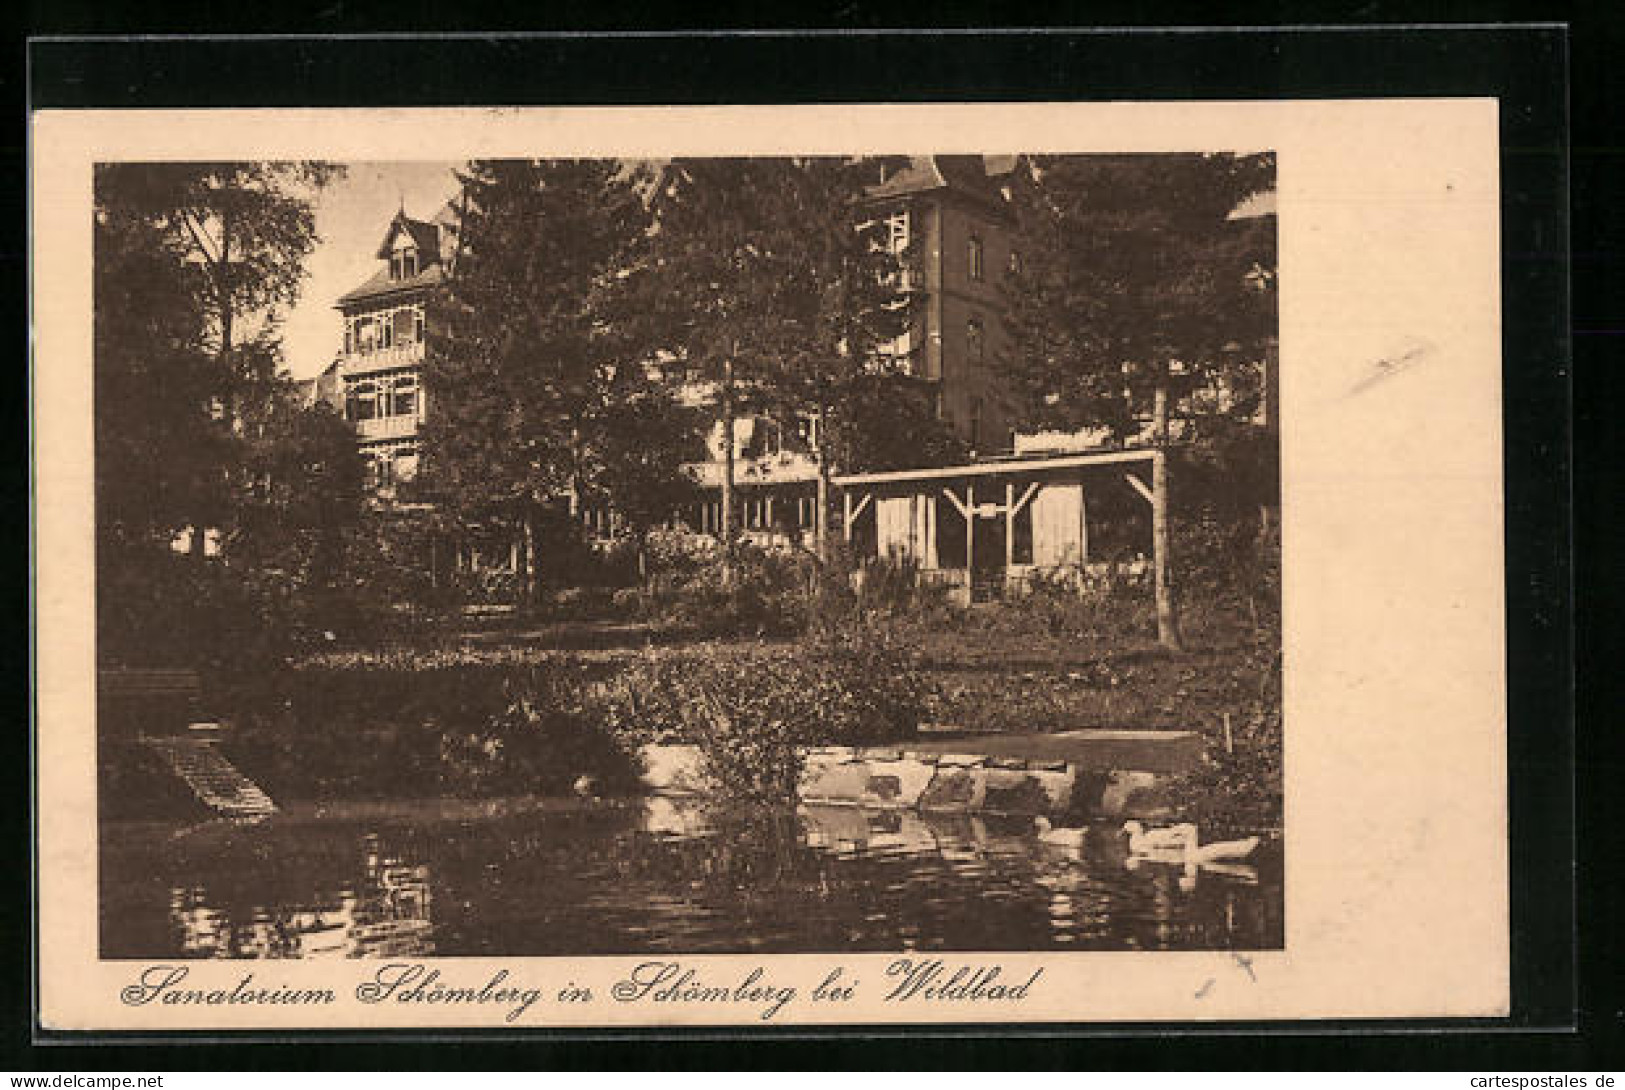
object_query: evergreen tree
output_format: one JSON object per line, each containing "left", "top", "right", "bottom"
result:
{"left": 764, "top": 157, "right": 922, "bottom": 557}
{"left": 592, "top": 389, "right": 706, "bottom": 582}
{"left": 93, "top": 161, "right": 346, "bottom": 665}
{"left": 422, "top": 158, "right": 656, "bottom": 608}
{"left": 1003, "top": 153, "right": 1276, "bottom": 650}
{"left": 642, "top": 158, "right": 804, "bottom": 564}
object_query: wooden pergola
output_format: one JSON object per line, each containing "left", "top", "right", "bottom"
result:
{"left": 833, "top": 448, "right": 1165, "bottom": 596}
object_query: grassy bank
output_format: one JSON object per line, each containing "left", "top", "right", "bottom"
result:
{"left": 197, "top": 583, "right": 1279, "bottom": 832}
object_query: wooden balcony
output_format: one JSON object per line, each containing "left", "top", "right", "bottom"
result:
{"left": 356, "top": 413, "right": 419, "bottom": 441}
{"left": 343, "top": 340, "right": 425, "bottom": 376}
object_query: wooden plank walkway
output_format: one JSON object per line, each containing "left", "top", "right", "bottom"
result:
{"left": 142, "top": 735, "right": 277, "bottom": 819}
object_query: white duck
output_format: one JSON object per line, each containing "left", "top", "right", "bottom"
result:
{"left": 1121, "top": 820, "right": 1261, "bottom": 864}
{"left": 1032, "top": 816, "right": 1088, "bottom": 847}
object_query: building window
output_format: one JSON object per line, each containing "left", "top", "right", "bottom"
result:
{"left": 393, "top": 307, "right": 416, "bottom": 345}
{"left": 347, "top": 380, "right": 378, "bottom": 422}
{"left": 968, "top": 235, "right": 984, "bottom": 282}
{"left": 969, "top": 397, "right": 983, "bottom": 450}
{"left": 885, "top": 211, "right": 910, "bottom": 254}
{"left": 390, "top": 247, "right": 418, "bottom": 281}
{"left": 966, "top": 317, "right": 985, "bottom": 363}
{"left": 1008, "top": 249, "right": 1022, "bottom": 276}
{"left": 389, "top": 374, "right": 419, "bottom": 418}
{"left": 413, "top": 307, "right": 425, "bottom": 344}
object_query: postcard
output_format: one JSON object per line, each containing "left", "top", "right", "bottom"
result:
{"left": 33, "top": 99, "right": 1507, "bottom": 1030}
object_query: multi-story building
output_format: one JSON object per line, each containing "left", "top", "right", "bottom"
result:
{"left": 684, "top": 155, "right": 1027, "bottom": 545}
{"left": 317, "top": 158, "right": 1028, "bottom": 552}
{"left": 328, "top": 204, "right": 460, "bottom": 497}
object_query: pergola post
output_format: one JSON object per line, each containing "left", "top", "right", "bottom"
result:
{"left": 965, "top": 481, "right": 975, "bottom": 577}
{"left": 1079, "top": 484, "right": 1090, "bottom": 563}
{"left": 1005, "top": 480, "right": 1015, "bottom": 572}
{"left": 843, "top": 491, "right": 853, "bottom": 543}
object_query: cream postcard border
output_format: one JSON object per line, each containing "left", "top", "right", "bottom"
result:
{"left": 33, "top": 100, "right": 1508, "bottom": 1029}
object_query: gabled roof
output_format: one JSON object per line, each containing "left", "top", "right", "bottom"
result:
{"left": 336, "top": 263, "right": 445, "bottom": 309}
{"left": 374, "top": 212, "right": 441, "bottom": 260}
{"left": 865, "top": 155, "right": 1011, "bottom": 211}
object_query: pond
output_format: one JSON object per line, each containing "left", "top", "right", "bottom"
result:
{"left": 99, "top": 797, "right": 1282, "bottom": 959}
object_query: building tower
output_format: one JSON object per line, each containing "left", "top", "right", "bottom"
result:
{"left": 332, "top": 204, "right": 459, "bottom": 498}
{"left": 864, "top": 154, "right": 1023, "bottom": 456}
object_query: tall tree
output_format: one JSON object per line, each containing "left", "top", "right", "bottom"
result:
{"left": 765, "top": 157, "right": 921, "bottom": 558}
{"left": 592, "top": 389, "right": 706, "bottom": 582}
{"left": 96, "top": 162, "right": 343, "bottom": 557}
{"left": 422, "top": 158, "right": 654, "bottom": 608}
{"left": 93, "top": 161, "right": 346, "bottom": 665}
{"left": 645, "top": 156, "right": 921, "bottom": 560}
{"left": 643, "top": 158, "right": 810, "bottom": 566}
{"left": 1003, "top": 153, "right": 1276, "bottom": 651}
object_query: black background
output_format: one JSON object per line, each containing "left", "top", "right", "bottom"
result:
{"left": 12, "top": 16, "right": 1599, "bottom": 1072}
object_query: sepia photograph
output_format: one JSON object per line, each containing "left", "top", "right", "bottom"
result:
{"left": 92, "top": 151, "right": 1282, "bottom": 960}
{"left": 34, "top": 99, "right": 1510, "bottom": 1028}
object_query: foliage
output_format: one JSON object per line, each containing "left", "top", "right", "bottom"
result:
{"left": 827, "top": 373, "right": 969, "bottom": 474}
{"left": 642, "top": 157, "right": 919, "bottom": 549}
{"left": 638, "top": 541, "right": 815, "bottom": 637}
{"left": 588, "top": 389, "right": 707, "bottom": 571}
{"left": 93, "top": 161, "right": 350, "bottom": 673}
{"left": 422, "top": 158, "right": 665, "bottom": 605}
{"left": 589, "top": 629, "right": 930, "bottom": 806}
{"left": 223, "top": 657, "right": 642, "bottom": 801}
{"left": 1002, "top": 153, "right": 1277, "bottom": 439}
{"left": 957, "top": 567, "right": 1156, "bottom": 643}
{"left": 94, "top": 161, "right": 343, "bottom": 547}
{"left": 96, "top": 544, "right": 298, "bottom": 676}
{"left": 750, "top": 158, "right": 924, "bottom": 490}
{"left": 1172, "top": 433, "right": 1281, "bottom": 622}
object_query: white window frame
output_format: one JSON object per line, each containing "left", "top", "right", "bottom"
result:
{"left": 885, "top": 211, "right": 910, "bottom": 254}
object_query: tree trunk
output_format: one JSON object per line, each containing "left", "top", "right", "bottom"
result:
{"left": 813, "top": 405, "right": 830, "bottom": 562}
{"left": 521, "top": 502, "right": 540, "bottom": 612}
{"left": 196, "top": 221, "right": 233, "bottom": 565}
{"left": 568, "top": 422, "right": 583, "bottom": 519}
{"left": 720, "top": 352, "right": 737, "bottom": 581}
{"left": 1152, "top": 381, "right": 1185, "bottom": 652}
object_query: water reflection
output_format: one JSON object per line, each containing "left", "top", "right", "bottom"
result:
{"left": 165, "top": 834, "right": 434, "bottom": 960}
{"left": 102, "top": 798, "right": 1281, "bottom": 959}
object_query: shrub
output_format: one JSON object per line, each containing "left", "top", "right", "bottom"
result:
{"left": 640, "top": 542, "right": 814, "bottom": 637}
{"left": 589, "top": 627, "right": 930, "bottom": 806}
{"left": 97, "top": 543, "right": 298, "bottom": 677}
{"left": 221, "top": 657, "right": 642, "bottom": 801}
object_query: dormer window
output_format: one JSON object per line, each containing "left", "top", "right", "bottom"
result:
{"left": 390, "top": 247, "right": 419, "bottom": 281}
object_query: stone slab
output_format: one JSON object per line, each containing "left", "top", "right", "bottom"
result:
{"left": 904, "top": 729, "right": 1203, "bottom": 773}
{"left": 799, "top": 760, "right": 874, "bottom": 802}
